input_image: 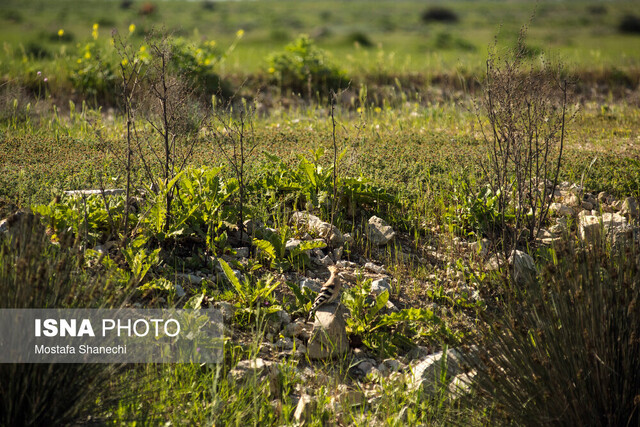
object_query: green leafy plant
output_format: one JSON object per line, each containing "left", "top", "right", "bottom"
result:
{"left": 121, "top": 235, "right": 161, "bottom": 285}
{"left": 218, "top": 259, "right": 283, "bottom": 325}
{"left": 143, "top": 166, "right": 237, "bottom": 242}
{"left": 267, "top": 35, "right": 348, "bottom": 96}
{"left": 169, "top": 35, "right": 239, "bottom": 98}
{"left": 343, "top": 278, "right": 451, "bottom": 357}
{"left": 285, "top": 281, "right": 317, "bottom": 318}
{"left": 252, "top": 227, "right": 325, "bottom": 272}
{"left": 70, "top": 24, "right": 119, "bottom": 104}
{"left": 446, "top": 181, "right": 508, "bottom": 238}
{"left": 259, "top": 149, "right": 395, "bottom": 217}
{"left": 33, "top": 194, "right": 129, "bottom": 245}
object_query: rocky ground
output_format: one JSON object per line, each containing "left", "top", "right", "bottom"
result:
{"left": 2, "top": 181, "right": 638, "bottom": 424}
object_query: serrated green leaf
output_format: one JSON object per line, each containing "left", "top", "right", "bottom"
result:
{"left": 253, "top": 238, "right": 276, "bottom": 260}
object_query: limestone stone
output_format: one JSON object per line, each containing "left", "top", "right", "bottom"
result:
{"left": 307, "top": 303, "right": 349, "bottom": 359}
{"left": 366, "top": 215, "right": 396, "bottom": 246}
{"left": 291, "top": 211, "right": 344, "bottom": 246}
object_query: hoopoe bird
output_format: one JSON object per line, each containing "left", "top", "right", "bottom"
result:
{"left": 307, "top": 265, "right": 342, "bottom": 322}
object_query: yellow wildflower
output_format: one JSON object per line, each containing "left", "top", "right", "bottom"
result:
{"left": 236, "top": 29, "right": 245, "bottom": 38}
{"left": 268, "top": 67, "right": 275, "bottom": 74}
{"left": 129, "top": 24, "right": 136, "bottom": 34}
{"left": 58, "top": 29, "right": 64, "bottom": 37}
{"left": 84, "top": 51, "right": 91, "bottom": 59}
{"left": 121, "top": 58, "right": 128, "bottom": 66}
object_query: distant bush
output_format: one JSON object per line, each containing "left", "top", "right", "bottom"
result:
{"left": 24, "top": 41, "right": 52, "bottom": 59}
{"left": 586, "top": 5, "right": 607, "bottom": 15}
{"left": 270, "top": 28, "right": 290, "bottom": 42}
{"left": 70, "top": 40, "right": 119, "bottom": 104}
{"left": 267, "top": 35, "right": 349, "bottom": 96}
{"left": 48, "top": 29, "right": 75, "bottom": 42}
{"left": 2, "top": 9, "right": 22, "bottom": 23}
{"left": 202, "top": 0, "right": 216, "bottom": 11}
{"left": 169, "top": 37, "right": 231, "bottom": 97}
{"left": 139, "top": 2, "right": 157, "bottom": 16}
{"left": 619, "top": 14, "right": 640, "bottom": 34}
{"left": 120, "top": 0, "right": 133, "bottom": 10}
{"left": 348, "top": 31, "right": 373, "bottom": 48}
{"left": 434, "top": 32, "right": 475, "bottom": 51}
{"left": 421, "top": 7, "right": 459, "bottom": 23}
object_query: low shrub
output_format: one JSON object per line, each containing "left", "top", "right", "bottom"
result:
{"left": 421, "top": 7, "right": 459, "bottom": 23}
{"left": 139, "top": 2, "right": 157, "bottom": 16}
{"left": 267, "top": 35, "right": 349, "bottom": 97}
{"left": 70, "top": 30, "right": 119, "bottom": 104}
{"left": 0, "top": 213, "right": 132, "bottom": 426}
{"left": 169, "top": 37, "right": 232, "bottom": 98}
{"left": 619, "top": 14, "right": 640, "bottom": 34}
{"left": 348, "top": 31, "right": 373, "bottom": 48}
{"left": 465, "top": 238, "right": 640, "bottom": 425}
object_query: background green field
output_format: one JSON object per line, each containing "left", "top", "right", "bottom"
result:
{"left": 2, "top": 0, "right": 639, "bottom": 78}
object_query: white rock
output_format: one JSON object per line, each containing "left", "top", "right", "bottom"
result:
{"left": 364, "top": 262, "right": 386, "bottom": 274}
{"left": 448, "top": 370, "right": 476, "bottom": 398}
{"left": 214, "top": 301, "right": 236, "bottom": 324}
{"left": 379, "top": 358, "right": 402, "bottom": 374}
{"left": 336, "top": 260, "right": 357, "bottom": 269}
{"left": 621, "top": 197, "right": 639, "bottom": 219}
{"left": 343, "top": 233, "right": 355, "bottom": 246}
{"left": 371, "top": 278, "right": 391, "bottom": 295}
{"left": 275, "top": 337, "right": 294, "bottom": 351}
{"left": 314, "top": 255, "right": 334, "bottom": 266}
{"left": 290, "top": 212, "right": 344, "bottom": 246}
{"left": 293, "top": 394, "right": 316, "bottom": 423}
{"left": 411, "top": 348, "right": 464, "bottom": 393}
{"left": 275, "top": 309, "right": 291, "bottom": 326}
{"left": 174, "top": 284, "right": 186, "bottom": 298}
{"left": 176, "top": 273, "right": 203, "bottom": 285}
{"left": 307, "top": 303, "right": 349, "bottom": 359}
{"left": 366, "top": 216, "right": 396, "bottom": 246}
{"left": 300, "top": 278, "right": 322, "bottom": 293}
{"left": 563, "top": 192, "right": 580, "bottom": 207}
{"left": 579, "top": 212, "right": 627, "bottom": 241}
{"left": 355, "top": 360, "right": 377, "bottom": 376}
{"left": 285, "top": 239, "right": 302, "bottom": 252}
{"left": 508, "top": 250, "right": 537, "bottom": 285}
{"left": 469, "top": 238, "right": 490, "bottom": 257}
{"left": 549, "top": 202, "right": 573, "bottom": 217}
{"left": 235, "top": 247, "right": 250, "bottom": 258}
{"left": 227, "top": 358, "right": 275, "bottom": 383}
{"left": 386, "top": 300, "right": 400, "bottom": 312}
{"left": 331, "top": 389, "right": 365, "bottom": 408}
{"left": 485, "top": 255, "right": 501, "bottom": 271}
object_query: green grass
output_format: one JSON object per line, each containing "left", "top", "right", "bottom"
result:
{"left": 2, "top": 0, "right": 639, "bottom": 92}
